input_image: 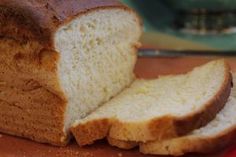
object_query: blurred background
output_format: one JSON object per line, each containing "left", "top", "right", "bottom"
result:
{"left": 122, "top": 0, "right": 236, "bottom": 51}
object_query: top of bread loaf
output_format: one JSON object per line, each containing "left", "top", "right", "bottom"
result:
{"left": 0, "top": 0, "right": 129, "bottom": 48}
{"left": 0, "top": 0, "right": 141, "bottom": 100}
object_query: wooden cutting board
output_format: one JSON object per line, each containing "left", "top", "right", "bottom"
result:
{"left": 1, "top": 56, "right": 236, "bottom": 157}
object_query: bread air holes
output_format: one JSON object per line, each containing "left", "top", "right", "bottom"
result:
{"left": 96, "top": 38, "right": 102, "bottom": 46}
{"left": 79, "top": 25, "right": 86, "bottom": 33}
{"left": 87, "top": 19, "right": 97, "bottom": 30}
{"left": 88, "top": 38, "right": 103, "bottom": 48}
{"left": 79, "top": 20, "right": 97, "bottom": 33}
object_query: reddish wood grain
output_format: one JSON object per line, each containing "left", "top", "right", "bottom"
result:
{"left": 0, "top": 57, "right": 236, "bottom": 157}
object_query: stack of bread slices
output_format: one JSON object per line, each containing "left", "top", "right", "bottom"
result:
{"left": 71, "top": 60, "right": 236, "bottom": 156}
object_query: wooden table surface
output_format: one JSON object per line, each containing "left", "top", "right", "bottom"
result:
{"left": 1, "top": 57, "right": 236, "bottom": 157}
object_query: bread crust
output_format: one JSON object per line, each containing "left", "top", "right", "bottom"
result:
{"left": 0, "top": 0, "right": 139, "bottom": 146}
{"left": 0, "top": 38, "right": 68, "bottom": 146}
{"left": 0, "top": 0, "right": 128, "bottom": 48}
{"left": 140, "top": 123, "right": 236, "bottom": 156}
{"left": 71, "top": 61, "right": 232, "bottom": 146}
{"left": 107, "top": 136, "right": 138, "bottom": 150}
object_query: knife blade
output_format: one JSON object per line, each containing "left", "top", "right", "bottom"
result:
{"left": 138, "top": 49, "right": 236, "bottom": 57}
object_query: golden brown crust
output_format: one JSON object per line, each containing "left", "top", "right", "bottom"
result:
{"left": 0, "top": 39, "right": 67, "bottom": 145}
{"left": 71, "top": 61, "right": 232, "bottom": 146}
{"left": 71, "top": 118, "right": 111, "bottom": 146}
{"left": 0, "top": 0, "right": 128, "bottom": 49}
{"left": 107, "top": 136, "right": 138, "bottom": 150}
{"left": 0, "top": 67, "right": 68, "bottom": 146}
{"left": 140, "top": 124, "right": 236, "bottom": 156}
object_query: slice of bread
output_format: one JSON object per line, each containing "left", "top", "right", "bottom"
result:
{"left": 140, "top": 96, "right": 236, "bottom": 156}
{"left": 0, "top": 0, "right": 141, "bottom": 145}
{"left": 109, "top": 72, "right": 236, "bottom": 152}
{"left": 107, "top": 73, "right": 236, "bottom": 151}
{"left": 71, "top": 60, "right": 232, "bottom": 146}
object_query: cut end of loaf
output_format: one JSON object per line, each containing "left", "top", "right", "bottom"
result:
{"left": 71, "top": 60, "right": 232, "bottom": 146}
{"left": 55, "top": 8, "right": 141, "bottom": 134}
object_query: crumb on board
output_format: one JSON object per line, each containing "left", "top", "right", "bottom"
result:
{"left": 0, "top": 134, "right": 2, "bottom": 138}
{"left": 55, "top": 149, "right": 93, "bottom": 157}
{"left": 0, "top": 81, "right": 6, "bottom": 86}
{"left": 118, "top": 153, "right": 123, "bottom": 157}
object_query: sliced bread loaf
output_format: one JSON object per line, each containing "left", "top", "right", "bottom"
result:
{"left": 0, "top": 0, "right": 141, "bottom": 145}
{"left": 140, "top": 96, "right": 236, "bottom": 156}
{"left": 71, "top": 60, "right": 232, "bottom": 146}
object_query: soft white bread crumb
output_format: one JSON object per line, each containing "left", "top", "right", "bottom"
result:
{"left": 71, "top": 60, "right": 232, "bottom": 146}
{"left": 55, "top": 9, "right": 141, "bottom": 132}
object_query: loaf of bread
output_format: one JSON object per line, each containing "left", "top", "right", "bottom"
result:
{"left": 71, "top": 60, "right": 232, "bottom": 146}
{"left": 0, "top": 0, "right": 141, "bottom": 145}
{"left": 140, "top": 96, "right": 236, "bottom": 156}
